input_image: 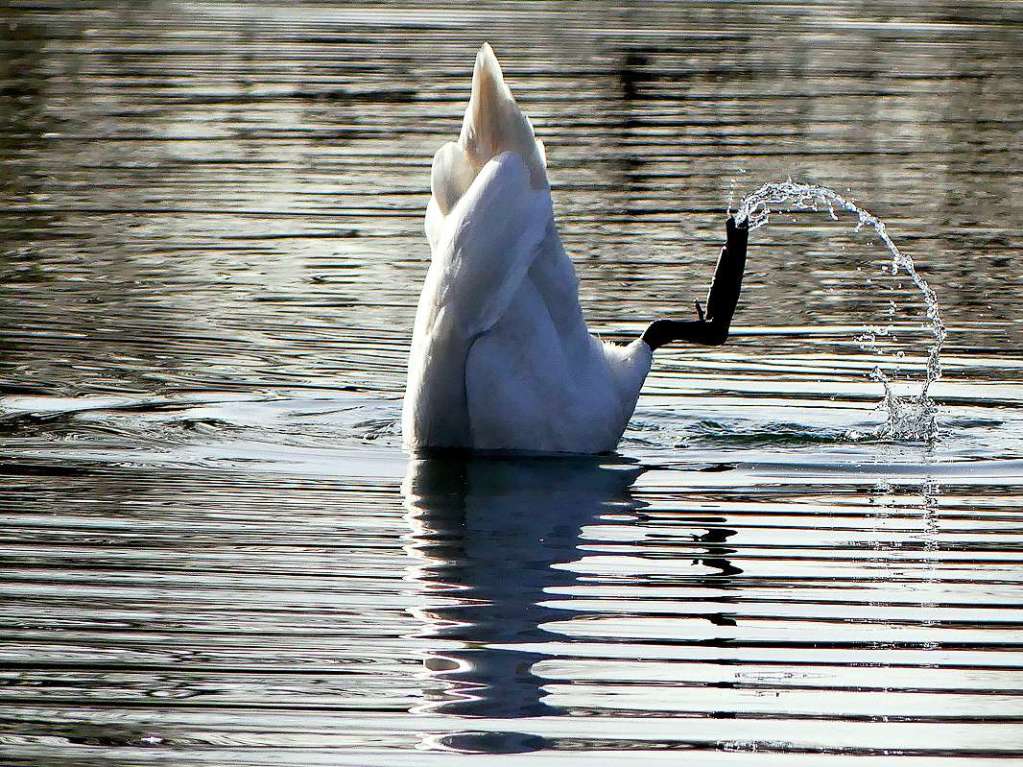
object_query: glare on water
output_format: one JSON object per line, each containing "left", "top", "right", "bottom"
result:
{"left": 1, "top": 2, "right": 1023, "bottom": 766}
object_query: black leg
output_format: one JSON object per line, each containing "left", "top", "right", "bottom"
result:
{"left": 641, "top": 217, "right": 749, "bottom": 350}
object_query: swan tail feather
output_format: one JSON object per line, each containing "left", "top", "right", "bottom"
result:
{"left": 429, "top": 44, "right": 548, "bottom": 224}
{"left": 460, "top": 43, "right": 547, "bottom": 186}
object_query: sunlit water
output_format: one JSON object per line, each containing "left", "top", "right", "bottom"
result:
{"left": 2, "top": 2, "right": 1023, "bottom": 766}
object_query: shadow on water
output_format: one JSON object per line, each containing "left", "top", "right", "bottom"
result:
{"left": 401, "top": 453, "right": 741, "bottom": 753}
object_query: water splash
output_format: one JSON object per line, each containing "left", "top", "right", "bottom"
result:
{"left": 733, "top": 180, "right": 946, "bottom": 442}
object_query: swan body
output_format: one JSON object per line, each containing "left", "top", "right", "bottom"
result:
{"left": 402, "top": 45, "right": 652, "bottom": 454}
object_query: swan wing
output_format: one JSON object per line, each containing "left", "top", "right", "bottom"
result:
{"left": 430, "top": 150, "right": 553, "bottom": 338}
{"left": 425, "top": 142, "right": 474, "bottom": 251}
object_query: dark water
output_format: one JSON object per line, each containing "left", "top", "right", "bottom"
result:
{"left": 2, "top": 2, "right": 1023, "bottom": 764}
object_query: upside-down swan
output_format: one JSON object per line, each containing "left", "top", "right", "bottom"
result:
{"left": 403, "top": 44, "right": 747, "bottom": 454}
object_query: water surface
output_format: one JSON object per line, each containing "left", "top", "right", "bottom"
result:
{"left": 2, "top": 2, "right": 1023, "bottom": 764}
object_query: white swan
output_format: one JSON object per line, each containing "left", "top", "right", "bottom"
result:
{"left": 403, "top": 44, "right": 747, "bottom": 454}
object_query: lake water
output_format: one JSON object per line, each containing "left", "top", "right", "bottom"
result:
{"left": 2, "top": 2, "right": 1023, "bottom": 764}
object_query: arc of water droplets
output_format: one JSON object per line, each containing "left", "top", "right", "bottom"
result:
{"left": 733, "top": 180, "right": 947, "bottom": 441}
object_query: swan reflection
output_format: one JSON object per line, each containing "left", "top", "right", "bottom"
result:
{"left": 403, "top": 455, "right": 643, "bottom": 720}
{"left": 402, "top": 454, "right": 742, "bottom": 751}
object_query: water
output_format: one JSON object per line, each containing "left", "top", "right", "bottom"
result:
{"left": 733, "top": 180, "right": 947, "bottom": 441}
{"left": 2, "top": 2, "right": 1023, "bottom": 765}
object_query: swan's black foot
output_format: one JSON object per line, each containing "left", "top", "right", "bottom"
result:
{"left": 705, "top": 216, "right": 748, "bottom": 329}
{"left": 642, "top": 216, "right": 749, "bottom": 350}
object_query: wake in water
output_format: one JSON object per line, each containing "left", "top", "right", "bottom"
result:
{"left": 732, "top": 180, "right": 947, "bottom": 442}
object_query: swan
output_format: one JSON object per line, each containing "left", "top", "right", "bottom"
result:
{"left": 403, "top": 44, "right": 747, "bottom": 454}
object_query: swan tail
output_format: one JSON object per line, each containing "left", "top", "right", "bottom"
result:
{"left": 461, "top": 43, "right": 546, "bottom": 178}
{"left": 431, "top": 44, "right": 547, "bottom": 219}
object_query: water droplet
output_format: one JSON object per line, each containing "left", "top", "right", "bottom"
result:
{"left": 734, "top": 181, "right": 945, "bottom": 441}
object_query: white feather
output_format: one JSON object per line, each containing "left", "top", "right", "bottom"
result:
{"left": 403, "top": 44, "right": 652, "bottom": 453}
